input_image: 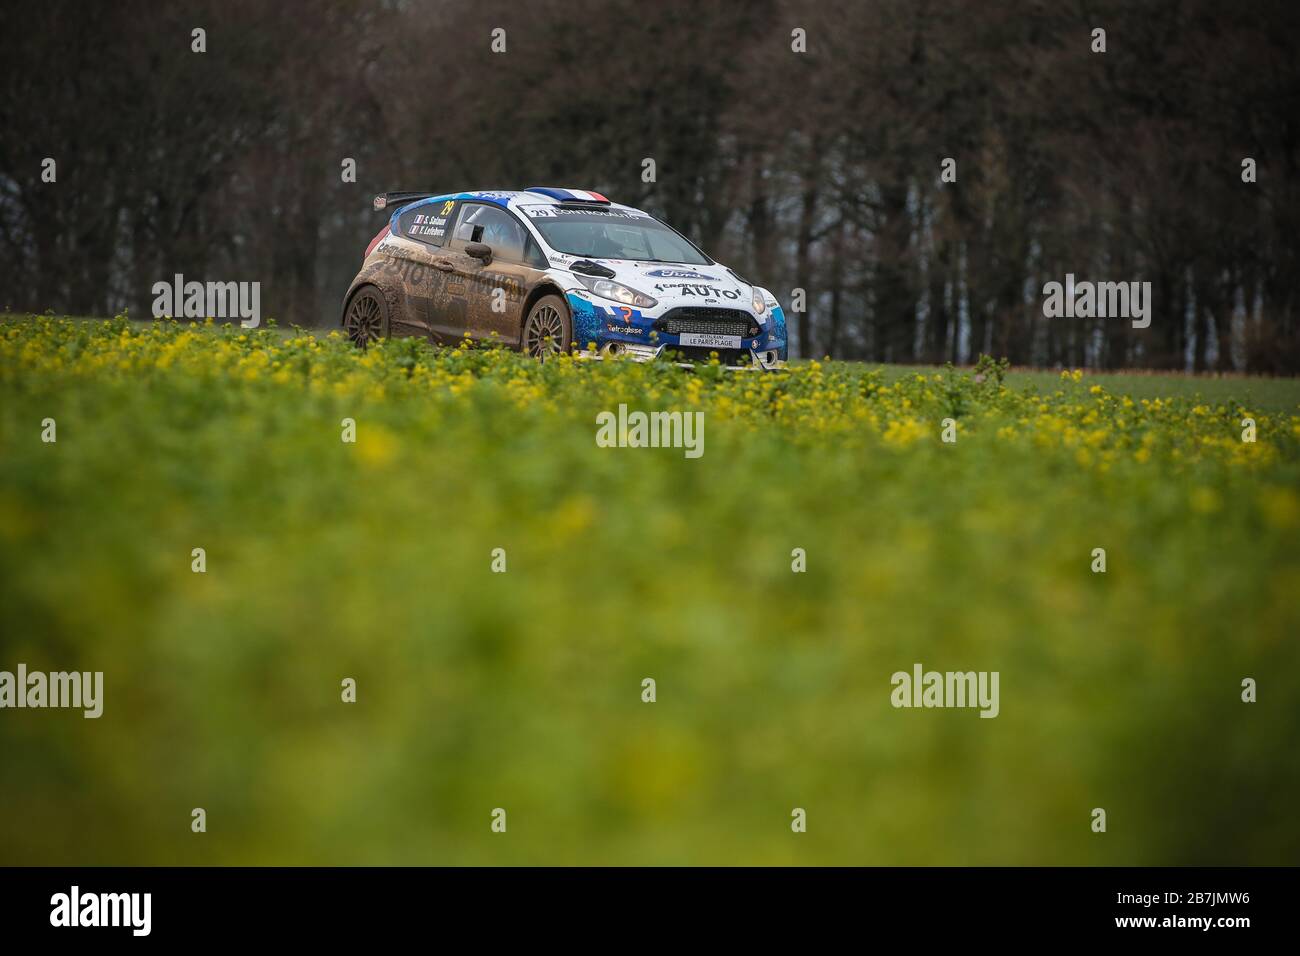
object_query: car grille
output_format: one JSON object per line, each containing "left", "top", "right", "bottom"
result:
{"left": 657, "top": 308, "right": 756, "bottom": 338}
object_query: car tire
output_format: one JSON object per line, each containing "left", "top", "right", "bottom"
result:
{"left": 521, "top": 294, "right": 572, "bottom": 361}
{"left": 342, "top": 284, "right": 390, "bottom": 349}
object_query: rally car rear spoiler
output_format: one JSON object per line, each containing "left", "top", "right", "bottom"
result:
{"left": 373, "top": 192, "right": 440, "bottom": 211}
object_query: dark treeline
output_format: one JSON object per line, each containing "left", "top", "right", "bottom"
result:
{"left": 2, "top": 0, "right": 1297, "bottom": 371}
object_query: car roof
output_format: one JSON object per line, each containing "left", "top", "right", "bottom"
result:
{"left": 389, "top": 188, "right": 642, "bottom": 227}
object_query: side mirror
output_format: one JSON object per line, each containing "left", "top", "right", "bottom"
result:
{"left": 466, "top": 242, "right": 492, "bottom": 263}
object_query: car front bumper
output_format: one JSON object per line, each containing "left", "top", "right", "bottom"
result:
{"left": 573, "top": 340, "right": 787, "bottom": 371}
{"left": 567, "top": 292, "right": 788, "bottom": 370}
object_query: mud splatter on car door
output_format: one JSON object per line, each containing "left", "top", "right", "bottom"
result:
{"left": 444, "top": 203, "right": 541, "bottom": 346}
{"left": 390, "top": 200, "right": 462, "bottom": 343}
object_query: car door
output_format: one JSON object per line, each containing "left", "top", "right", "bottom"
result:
{"left": 392, "top": 199, "right": 460, "bottom": 343}
{"left": 444, "top": 202, "right": 547, "bottom": 346}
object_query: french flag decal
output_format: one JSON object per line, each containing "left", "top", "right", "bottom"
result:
{"left": 525, "top": 186, "right": 609, "bottom": 203}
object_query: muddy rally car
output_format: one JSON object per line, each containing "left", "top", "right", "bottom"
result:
{"left": 341, "top": 187, "right": 787, "bottom": 369}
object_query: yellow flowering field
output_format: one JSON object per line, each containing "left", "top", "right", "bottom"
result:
{"left": 1, "top": 315, "right": 1298, "bottom": 864}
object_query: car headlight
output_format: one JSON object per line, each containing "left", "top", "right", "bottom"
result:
{"left": 575, "top": 275, "right": 657, "bottom": 309}
{"left": 751, "top": 287, "right": 767, "bottom": 315}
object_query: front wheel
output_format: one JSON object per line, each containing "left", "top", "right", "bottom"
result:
{"left": 521, "top": 295, "right": 571, "bottom": 361}
{"left": 342, "top": 285, "right": 389, "bottom": 349}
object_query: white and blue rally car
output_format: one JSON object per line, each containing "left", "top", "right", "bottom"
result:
{"left": 341, "top": 187, "right": 787, "bottom": 369}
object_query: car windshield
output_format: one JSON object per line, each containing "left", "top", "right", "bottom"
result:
{"left": 521, "top": 206, "right": 710, "bottom": 265}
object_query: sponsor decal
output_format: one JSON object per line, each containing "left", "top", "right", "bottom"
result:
{"left": 677, "top": 332, "right": 742, "bottom": 349}
{"left": 441, "top": 267, "right": 522, "bottom": 300}
{"left": 600, "top": 305, "right": 642, "bottom": 322}
{"left": 606, "top": 324, "right": 643, "bottom": 336}
{"left": 407, "top": 212, "right": 449, "bottom": 241}
{"left": 645, "top": 268, "right": 712, "bottom": 280}
{"left": 375, "top": 252, "right": 435, "bottom": 287}
{"left": 521, "top": 205, "right": 649, "bottom": 221}
{"left": 657, "top": 283, "right": 741, "bottom": 300}
{"left": 466, "top": 271, "right": 523, "bottom": 300}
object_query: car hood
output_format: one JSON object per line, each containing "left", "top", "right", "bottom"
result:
{"left": 565, "top": 259, "right": 755, "bottom": 309}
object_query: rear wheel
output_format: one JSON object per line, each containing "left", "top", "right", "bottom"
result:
{"left": 343, "top": 285, "right": 389, "bottom": 348}
{"left": 521, "top": 295, "right": 571, "bottom": 361}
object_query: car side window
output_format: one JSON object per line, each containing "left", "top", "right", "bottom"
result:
{"left": 451, "top": 203, "right": 530, "bottom": 264}
{"left": 399, "top": 199, "right": 457, "bottom": 248}
{"left": 523, "top": 234, "right": 548, "bottom": 270}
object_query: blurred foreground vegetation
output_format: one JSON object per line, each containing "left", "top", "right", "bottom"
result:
{"left": 1, "top": 316, "right": 1298, "bottom": 864}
